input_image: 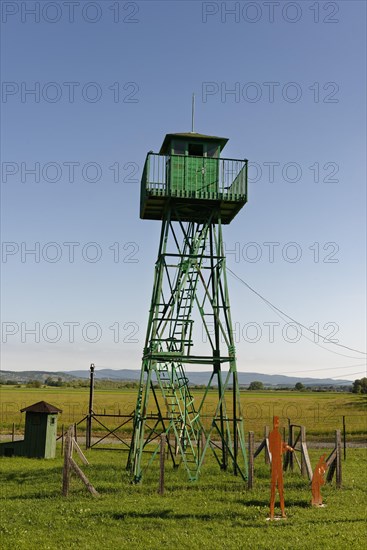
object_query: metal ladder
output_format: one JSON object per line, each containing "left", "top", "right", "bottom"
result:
{"left": 154, "top": 227, "right": 208, "bottom": 479}
{"left": 155, "top": 362, "right": 203, "bottom": 480}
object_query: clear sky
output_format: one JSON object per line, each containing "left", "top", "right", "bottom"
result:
{"left": 1, "top": 0, "right": 366, "bottom": 380}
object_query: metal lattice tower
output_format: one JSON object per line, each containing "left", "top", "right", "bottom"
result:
{"left": 127, "top": 132, "right": 248, "bottom": 482}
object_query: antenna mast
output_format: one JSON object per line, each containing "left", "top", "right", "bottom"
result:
{"left": 191, "top": 93, "right": 195, "bottom": 133}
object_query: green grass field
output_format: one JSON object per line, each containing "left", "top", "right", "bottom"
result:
{"left": 1, "top": 386, "right": 366, "bottom": 442}
{"left": 1, "top": 389, "right": 366, "bottom": 548}
{"left": 0, "top": 446, "right": 366, "bottom": 549}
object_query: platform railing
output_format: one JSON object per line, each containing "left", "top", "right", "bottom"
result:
{"left": 141, "top": 153, "right": 247, "bottom": 201}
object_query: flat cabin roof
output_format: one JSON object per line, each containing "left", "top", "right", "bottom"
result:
{"left": 159, "top": 132, "right": 228, "bottom": 155}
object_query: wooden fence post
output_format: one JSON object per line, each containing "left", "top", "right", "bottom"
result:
{"left": 325, "top": 430, "right": 342, "bottom": 488}
{"left": 300, "top": 425, "right": 307, "bottom": 477}
{"left": 289, "top": 423, "right": 294, "bottom": 472}
{"left": 62, "top": 424, "right": 98, "bottom": 497}
{"left": 159, "top": 434, "right": 166, "bottom": 495}
{"left": 69, "top": 458, "right": 99, "bottom": 496}
{"left": 336, "top": 430, "right": 342, "bottom": 488}
{"left": 264, "top": 426, "right": 270, "bottom": 465}
{"left": 342, "top": 416, "right": 346, "bottom": 460}
{"left": 248, "top": 431, "right": 254, "bottom": 489}
{"left": 62, "top": 426, "right": 72, "bottom": 496}
{"left": 300, "top": 425, "right": 312, "bottom": 480}
{"left": 61, "top": 424, "right": 64, "bottom": 456}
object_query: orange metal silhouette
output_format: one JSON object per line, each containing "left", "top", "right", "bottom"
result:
{"left": 311, "top": 454, "right": 327, "bottom": 506}
{"left": 269, "top": 416, "right": 293, "bottom": 519}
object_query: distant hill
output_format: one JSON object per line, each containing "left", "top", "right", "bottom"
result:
{"left": 0, "top": 368, "right": 352, "bottom": 387}
{"left": 0, "top": 370, "right": 76, "bottom": 383}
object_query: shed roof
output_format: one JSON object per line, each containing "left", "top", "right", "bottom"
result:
{"left": 159, "top": 132, "right": 228, "bottom": 154}
{"left": 20, "top": 401, "right": 62, "bottom": 414}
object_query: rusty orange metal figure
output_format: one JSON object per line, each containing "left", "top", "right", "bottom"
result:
{"left": 311, "top": 454, "right": 327, "bottom": 506}
{"left": 269, "top": 416, "right": 293, "bottom": 519}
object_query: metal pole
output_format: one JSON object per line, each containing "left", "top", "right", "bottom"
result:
{"left": 201, "top": 430, "right": 205, "bottom": 464}
{"left": 159, "top": 434, "right": 166, "bottom": 495}
{"left": 87, "top": 363, "right": 95, "bottom": 449}
{"left": 233, "top": 372, "right": 238, "bottom": 475}
{"left": 342, "top": 415, "right": 346, "bottom": 460}
{"left": 210, "top": 225, "right": 226, "bottom": 470}
{"left": 248, "top": 431, "right": 254, "bottom": 489}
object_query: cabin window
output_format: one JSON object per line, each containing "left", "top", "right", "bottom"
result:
{"left": 188, "top": 143, "right": 203, "bottom": 157}
{"left": 172, "top": 141, "right": 186, "bottom": 155}
{"left": 50, "top": 417, "right": 55, "bottom": 425}
{"left": 206, "top": 144, "right": 218, "bottom": 158}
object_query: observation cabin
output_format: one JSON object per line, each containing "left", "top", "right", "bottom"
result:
{"left": 140, "top": 132, "right": 248, "bottom": 224}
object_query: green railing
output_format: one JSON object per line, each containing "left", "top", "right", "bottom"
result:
{"left": 141, "top": 153, "right": 247, "bottom": 201}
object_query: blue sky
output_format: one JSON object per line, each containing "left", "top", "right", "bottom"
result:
{"left": 1, "top": 0, "right": 366, "bottom": 380}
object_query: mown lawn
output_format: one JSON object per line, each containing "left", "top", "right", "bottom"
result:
{"left": 0, "top": 446, "right": 366, "bottom": 549}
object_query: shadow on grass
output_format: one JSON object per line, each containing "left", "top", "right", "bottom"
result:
{"left": 235, "top": 498, "right": 310, "bottom": 508}
{"left": 0, "top": 466, "right": 61, "bottom": 483}
{"left": 112, "top": 510, "right": 214, "bottom": 521}
{"left": 111, "top": 510, "right": 366, "bottom": 527}
{"left": 165, "top": 482, "right": 246, "bottom": 494}
{"left": 3, "top": 490, "right": 62, "bottom": 500}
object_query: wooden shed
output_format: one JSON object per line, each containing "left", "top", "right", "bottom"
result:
{"left": 0, "top": 401, "right": 62, "bottom": 458}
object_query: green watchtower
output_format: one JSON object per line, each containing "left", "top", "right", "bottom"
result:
{"left": 129, "top": 130, "right": 248, "bottom": 483}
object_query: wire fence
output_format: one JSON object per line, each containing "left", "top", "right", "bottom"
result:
{"left": 2, "top": 412, "right": 366, "bottom": 447}
{"left": 1, "top": 394, "right": 366, "bottom": 445}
